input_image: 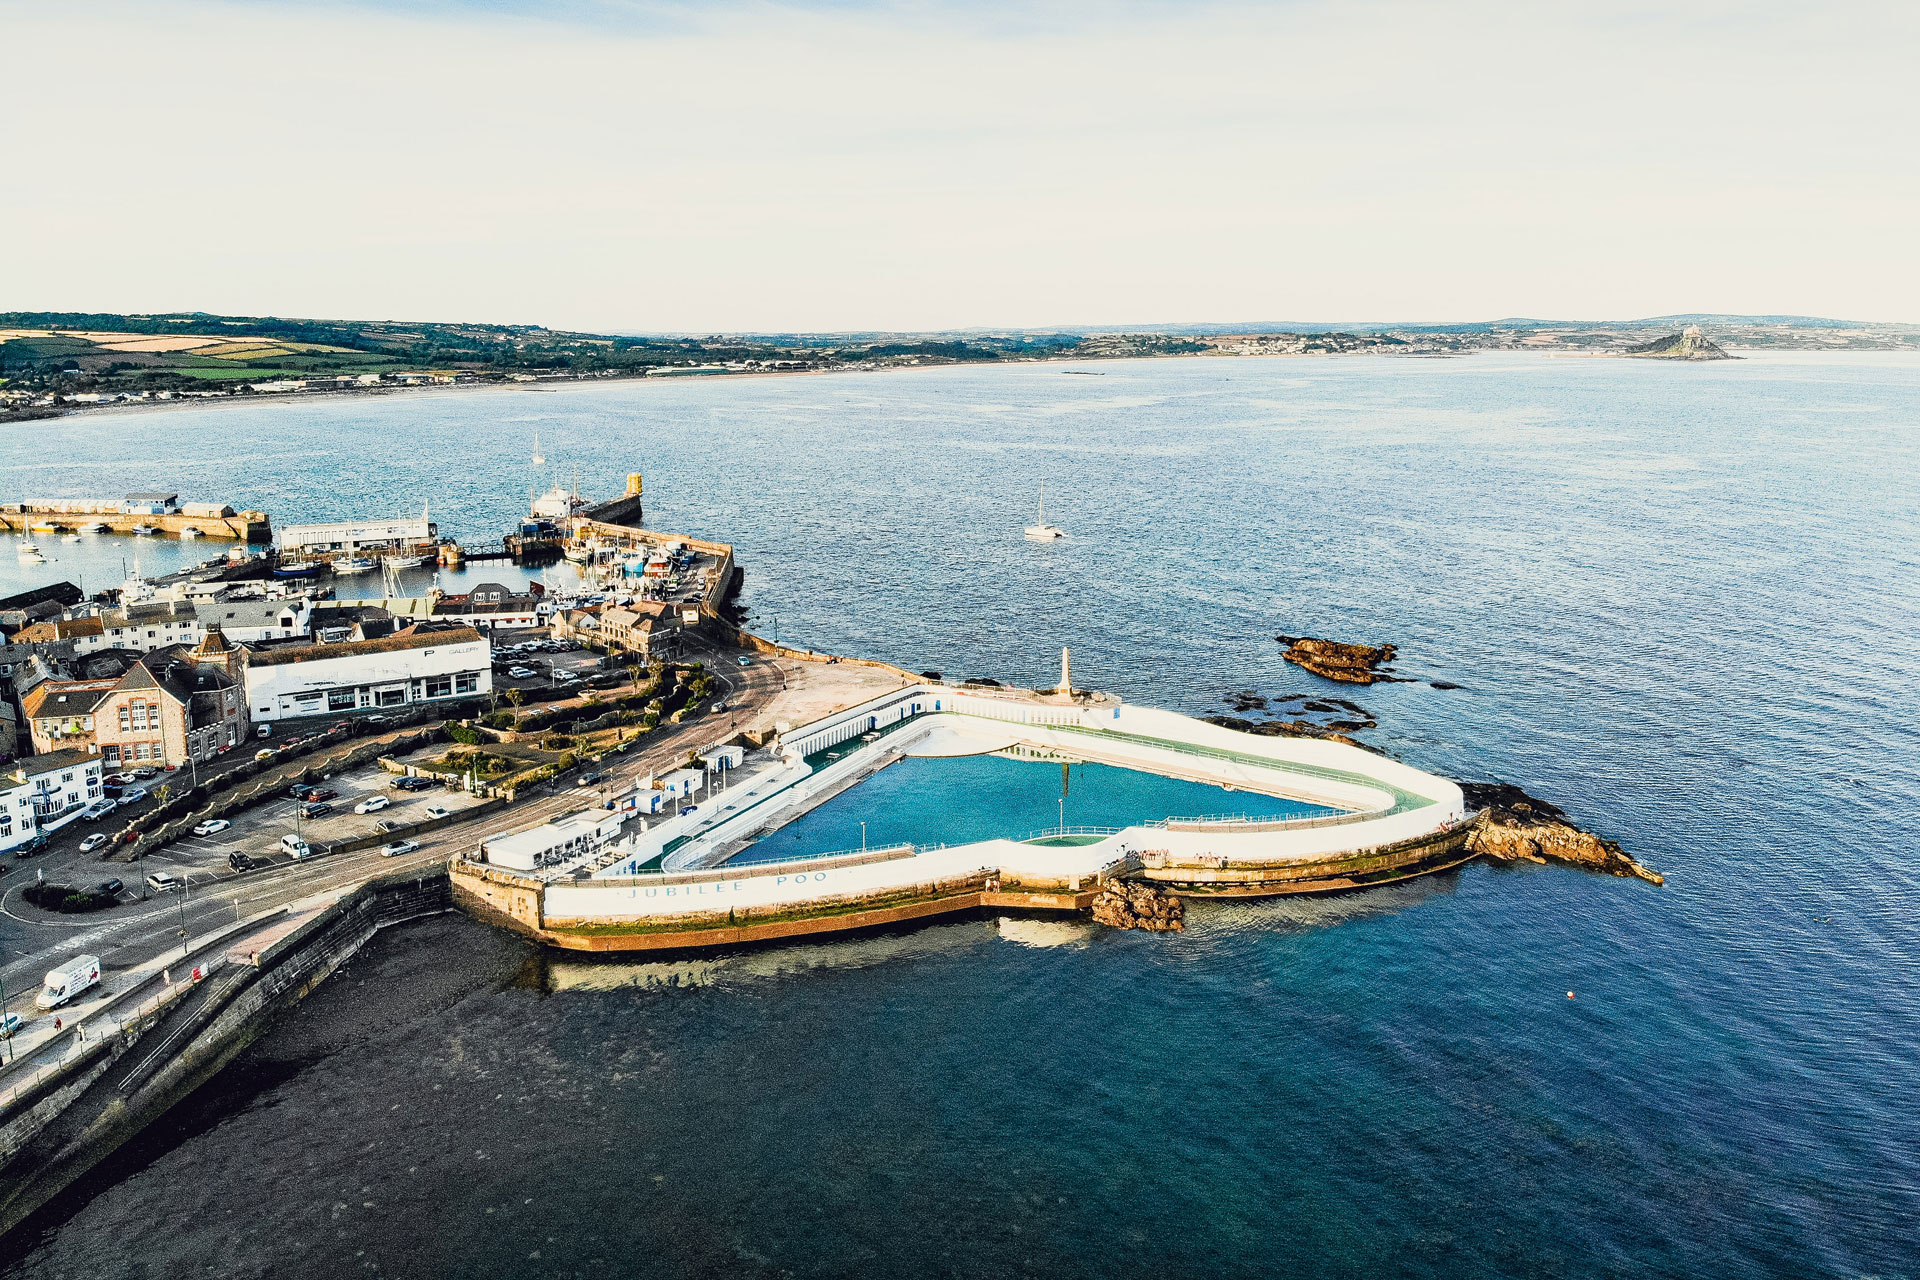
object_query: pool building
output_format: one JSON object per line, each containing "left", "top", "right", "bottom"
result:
{"left": 451, "top": 678, "right": 1471, "bottom": 952}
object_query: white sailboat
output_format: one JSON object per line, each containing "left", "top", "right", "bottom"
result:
{"left": 1024, "top": 484, "right": 1065, "bottom": 541}
{"left": 17, "top": 540, "right": 46, "bottom": 562}
{"left": 532, "top": 429, "right": 545, "bottom": 466}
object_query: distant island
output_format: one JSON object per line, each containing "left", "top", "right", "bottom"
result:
{"left": 1623, "top": 325, "right": 1736, "bottom": 361}
{"left": 3, "top": 309, "right": 1910, "bottom": 420}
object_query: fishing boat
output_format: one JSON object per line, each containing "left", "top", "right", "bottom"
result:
{"left": 79, "top": 522, "right": 109, "bottom": 534}
{"left": 27, "top": 521, "right": 59, "bottom": 536}
{"left": 179, "top": 526, "right": 202, "bottom": 539}
{"left": 273, "top": 560, "right": 324, "bottom": 579}
{"left": 1023, "top": 484, "right": 1065, "bottom": 541}
{"left": 17, "top": 541, "right": 46, "bottom": 562}
{"left": 332, "top": 556, "right": 378, "bottom": 574}
{"left": 130, "top": 524, "right": 159, "bottom": 537}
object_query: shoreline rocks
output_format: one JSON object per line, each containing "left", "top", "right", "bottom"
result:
{"left": 1091, "top": 881, "right": 1185, "bottom": 931}
{"left": 1277, "top": 635, "right": 1400, "bottom": 684}
{"left": 1461, "top": 782, "right": 1664, "bottom": 885}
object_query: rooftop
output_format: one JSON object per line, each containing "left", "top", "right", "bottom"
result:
{"left": 243, "top": 624, "right": 484, "bottom": 667}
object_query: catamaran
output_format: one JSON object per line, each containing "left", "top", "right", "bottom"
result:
{"left": 1024, "top": 484, "right": 1065, "bottom": 541}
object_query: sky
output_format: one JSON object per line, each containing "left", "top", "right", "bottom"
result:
{"left": 4, "top": 0, "right": 1917, "bottom": 332}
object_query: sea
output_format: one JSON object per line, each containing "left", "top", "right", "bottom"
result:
{"left": 2, "top": 352, "right": 1917, "bottom": 1278}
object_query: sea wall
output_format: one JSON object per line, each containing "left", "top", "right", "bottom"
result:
{"left": 0, "top": 504, "right": 270, "bottom": 541}
{"left": 0, "top": 869, "right": 449, "bottom": 1245}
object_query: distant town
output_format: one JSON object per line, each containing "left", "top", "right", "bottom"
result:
{"left": 3, "top": 309, "right": 1916, "bottom": 420}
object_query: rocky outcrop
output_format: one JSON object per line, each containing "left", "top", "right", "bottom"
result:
{"left": 1461, "top": 782, "right": 1664, "bottom": 884}
{"left": 1277, "top": 636, "right": 1399, "bottom": 684}
{"left": 1091, "top": 880, "right": 1185, "bottom": 932}
{"left": 1623, "top": 325, "right": 1735, "bottom": 361}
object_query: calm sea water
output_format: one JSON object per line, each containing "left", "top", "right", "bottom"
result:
{"left": 4, "top": 354, "right": 1919, "bottom": 1278}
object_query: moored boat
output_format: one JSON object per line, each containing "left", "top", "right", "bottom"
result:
{"left": 17, "top": 541, "right": 46, "bottom": 562}
{"left": 1023, "top": 483, "right": 1065, "bottom": 541}
{"left": 130, "top": 524, "right": 159, "bottom": 536}
{"left": 179, "top": 526, "right": 202, "bottom": 539}
{"left": 332, "top": 556, "right": 378, "bottom": 574}
{"left": 273, "top": 560, "right": 324, "bottom": 579}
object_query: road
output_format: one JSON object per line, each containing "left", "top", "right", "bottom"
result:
{"left": 0, "top": 639, "right": 790, "bottom": 1057}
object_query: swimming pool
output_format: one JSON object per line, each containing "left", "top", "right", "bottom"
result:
{"left": 728, "top": 753, "right": 1339, "bottom": 865}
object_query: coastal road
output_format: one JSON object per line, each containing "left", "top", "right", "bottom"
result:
{"left": 0, "top": 645, "right": 791, "bottom": 1056}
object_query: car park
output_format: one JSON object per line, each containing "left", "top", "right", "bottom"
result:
{"left": 379, "top": 840, "right": 421, "bottom": 857}
{"left": 193, "top": 818, "right": 231, "bottom": 837}
{"left": 79, "top": 833, "right": 109, "bottom": 853}
{"left": 299, "top": 801, "right": 333, "bottom": 820}
{"left": 423, "top": 805, "right": 451, "bottom": 820}
{"left": 355, "top": 795, "right": 390, "bottom": 815}
{"left": 145, "top": 871, "right": 181, "bottom": 893}
{"left": 120, "top": 787, "right": 149, "bottom": 804}
{"left": 95, "top": 878, "right": 124, "bottom": 896}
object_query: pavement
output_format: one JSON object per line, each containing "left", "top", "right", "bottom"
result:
{"left": 0, "top": 638, "right": 795, "bottom": 1071}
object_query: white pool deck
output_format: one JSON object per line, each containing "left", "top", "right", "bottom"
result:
{"left": 513, "top": 684, "right": 1468, "bottom": 923}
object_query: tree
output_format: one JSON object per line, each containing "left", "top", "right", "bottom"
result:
{"left": 505, "top": 688, "right": 525, "bottom": 708}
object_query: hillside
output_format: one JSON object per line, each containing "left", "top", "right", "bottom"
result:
{"left": 1623, "top": 326, "right": 1736, "bottom": 361}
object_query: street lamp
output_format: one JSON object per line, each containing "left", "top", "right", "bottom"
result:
{"left": 860, "top": 820, "right": 867, "bottom": 854}
{"left": 1058, "top": 795, "right": 1065, "bottom": 835}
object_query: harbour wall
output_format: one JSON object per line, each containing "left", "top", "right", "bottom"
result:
{"left": 1, "top": 503, "right": 270, "bottom": 541}
{"left": 0, "top": 869, "right": 449, "bottom": 1245}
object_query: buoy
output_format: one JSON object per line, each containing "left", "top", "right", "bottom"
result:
{"left": 1567, "top": 991, "right": 1575, "bottom": 999}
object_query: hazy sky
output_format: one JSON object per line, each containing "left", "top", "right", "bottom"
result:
{"left": 6, "top": 0, "right": 1916, "bottom": 331}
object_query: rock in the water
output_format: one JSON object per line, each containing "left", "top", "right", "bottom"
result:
{"left": 1460, "top": 781, "right": 1664, "bottom": 884}
{"left": 1623, "top": 325, "right": 1736, "bottom": 361}
{"left": 1276, "top": 635, "right": 1399, "bottom": 684}
{"left": 1226, "top": 689, "right": 1269, "bottom": 712}
{"left": 1091, "top": 880, "right": 1185, "bottom": 932}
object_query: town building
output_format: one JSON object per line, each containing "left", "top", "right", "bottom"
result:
{"left": 27, "top": 596, "right": 311, "bottom": 656}
{"left": 0, "top": 750, "right": 104, "bottom": 852}
{"left": 20, "top": 678, "right": 118, "bottom": 755}
{"left": 429, "top": 581, "right": 543, "bottom": 630}
{"left": 241, "top": 624, "right": 490, "bottom": 723}
{"left": 597, "top": 602, "right": 683, "bottom": 659}
{"left": 479, "top": 809, "right": 625, "bottom": 872}
{"left": 121, "top": 492, "right": 179, "bottom": 515}
{"left": 94, "top": 632, "right": 249, "bottom": 768}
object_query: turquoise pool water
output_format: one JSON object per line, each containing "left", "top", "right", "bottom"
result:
{"left": 729, "top": 752, "right": 1337, "bottom": 865}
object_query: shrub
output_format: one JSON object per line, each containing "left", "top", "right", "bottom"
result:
{"left": 541, "top": 734, "right": 574, "bottom": 750}
{"left": 557, "top": 751, "right": 578, "bottom": 771}
{"left": 483, "top": 710, "right": 517, "bottom": 730}
{"left": 23, "top": 883, "right": 114, "bottom": 914}
{"left": 446, "top": 722, "right": 484, "bottom": 746}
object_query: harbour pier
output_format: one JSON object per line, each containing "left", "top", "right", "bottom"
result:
{"left": 2, "top": 496, "right": 268, "bottom": 541}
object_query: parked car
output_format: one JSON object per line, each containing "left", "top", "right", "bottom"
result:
{"left": 109, "top": 771, "right": 140, "bottom": 785}
{"left": 82, "top": 798, "right": 117, "bottom": 820}
{"left": 355, "top": 795, "right": 390, "bottom": 815}
{"left": 1, "top": 1012, "right": 20, "bottom": 1040}
{"left": 132, "top": 766, "right": 158, "bottom": 780}
{"left": 95, "top": 878, "right": 124, "bottom": 896}
{"left": 255, "top": 749, "right": 275, "bottom": 762}
{"left": 579, "top": 771, "right": 607, "bottom": 785}
{"left": 79, "top": 833, "right": 110, "bottom": 854}
{"left": 281, "top": 835, "right": 311, "bottom": 859}
{"left": 375, "top": 818, "right": 403, "bottom": 833}
{"left": 304, "top": 787, "right": 339, "bottom": 803}
{"left": 228, "top": 851, "right": 257, "bottom": 871}
{"left": 145, "top": 871, "right": 181, "bottom": 893}
{"left": 367, "top": 714, "right": 392, "bottom": 726}
{"left": 192, "top": 818, "right": 231, "bottom": 837}
{"left": 423, "top": 806, "right": 451, "bottom": 821}
{"left": 393, "top": 776, "right": 435, "bottom": 792}
{"left": 299, "top": 801, "right": 333, "bottom": 820}
{"left": 507, "top": 666, "right": 537, "bottom": 679}
{"left": 120, "top": 787, "right": 149, "bottom": 804}
{"left": 379, "top": 840, "right": 421, "bottom": 858}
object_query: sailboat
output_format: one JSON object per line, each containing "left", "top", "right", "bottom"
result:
{"left": 532, "top": 429, "right": 545, "bottom": 466}
{"left": 1024, "top": 483, "right": 1065, "bottom": 541}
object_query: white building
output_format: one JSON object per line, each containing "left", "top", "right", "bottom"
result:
{"left": 242, "top": 625, "right": 491, "bottom": 722}
{"left": 50, "top": 597, "right": 311, "bottom": 655}
{"left": 0, "top": 750, "right": 104, "bottom": 853}
{"left": 279, "top": 516, "right": 436, "bottom": 556}
{"left": 480, "top": 809, "right": 626, "bottom": 872}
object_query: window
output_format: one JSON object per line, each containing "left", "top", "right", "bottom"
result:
{"left": 135, "top": 744, "right": 150, "bottom": 761}
{"left": 328, "top": 688, "right": 356, "bottom": 711}
{"left": 425, "top": 675, "right": 453, "bottom": 699}
{"left": 61, "top": 772, "right": 73, "bottom": 783}
{"left": 120, "top": 707, "right": 131, "bottom": 731}
{"left": 376, "top": 687, "right": 407, "bottom": 708}
{"left": 455, "top": 672, "right": 478, "bottom": 694}
{"left": 103, "top": 745, "right": 121, "bottom": 765}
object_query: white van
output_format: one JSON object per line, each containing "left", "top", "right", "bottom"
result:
{"left": 281, "top": 834, "right": 311, "bottom": 859}
{"left": 37, "top": 955, "right": 101, "bottom": 1010}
